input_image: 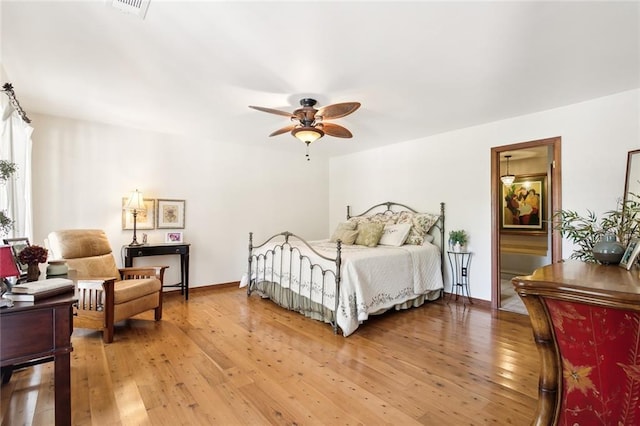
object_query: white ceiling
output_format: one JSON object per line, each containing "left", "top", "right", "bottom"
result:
{"left": 1, "top": 1, "right": 638, "bottom": 159}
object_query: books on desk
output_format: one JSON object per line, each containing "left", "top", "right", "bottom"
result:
{"left": 5, "top": 278, "right": 74, "bottom": 302}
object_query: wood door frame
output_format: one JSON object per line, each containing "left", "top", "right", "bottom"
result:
{"left": 491, "top": 137, "right": 562, "bottom": 310}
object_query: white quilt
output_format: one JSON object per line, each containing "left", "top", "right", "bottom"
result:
{"left": 243, "top": 239, "right": 444, "bottom": 336}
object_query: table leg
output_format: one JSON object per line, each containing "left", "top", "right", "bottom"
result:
{"left": 54, "top": 353, "right": 71, "bottom": 426}
{"left": 183, "top": 252, "right": 189, "bottom": 300}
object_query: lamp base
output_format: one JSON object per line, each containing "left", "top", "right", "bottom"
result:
{"left": 128, "top": 240, "right": 143, "bottom": 247}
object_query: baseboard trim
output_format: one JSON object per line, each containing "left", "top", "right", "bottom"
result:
{"left": 442, "top": 292, "right": 491, "bottom": 309}
{"left": 163, "top": 281, "right": 240, "bottom": 296}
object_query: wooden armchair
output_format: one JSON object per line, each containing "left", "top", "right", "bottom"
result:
{"left": 47, "top": 229, "right": 168, "bottom": 343}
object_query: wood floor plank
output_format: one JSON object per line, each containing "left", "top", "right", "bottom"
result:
{"left": 1, "top": 286, "right": 540, "bottom": 425}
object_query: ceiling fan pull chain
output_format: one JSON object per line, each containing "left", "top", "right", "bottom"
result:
{"left": 305, "top": 141, "right": 311, "bottom": 161}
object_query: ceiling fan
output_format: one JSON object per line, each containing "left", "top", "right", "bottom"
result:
{"left": 249, "top": 98, "right": 361, "bottom": 160}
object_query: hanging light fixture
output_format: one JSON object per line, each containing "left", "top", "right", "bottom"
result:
{"left": 501, "top": 155, "right": 515, "bottom": 186}
{"left": 292, "top": 126, "right": 324, "bottom": 144}
{"left": 292, "top": 126, "right": 325, "bottom": 161}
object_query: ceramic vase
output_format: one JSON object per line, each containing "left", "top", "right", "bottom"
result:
{"left": 46, "top": 260, "right": 68, "bottom": 278}
{"left": 592, "top": 233, "right": 625, "bottom": 265}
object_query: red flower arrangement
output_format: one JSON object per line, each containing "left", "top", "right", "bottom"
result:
{"left": 18, "top": 245, "right": 48, "bottom": 265}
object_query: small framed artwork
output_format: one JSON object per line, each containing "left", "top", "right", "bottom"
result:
{"left": 165, "top": 232, "right": 183, "bottom": 243}
{"left": 122, "top": 198, "right": 156, "bottom": 230}
{"left": 501, "top": 173, "right": 546, "bottom": 233}
{"left": 619, "top": 239, "right": 640, "bottom": 270}
{"left": 2, "top": 237, "right": 30, "bottom": 280}
{"left": 157, "top": 199, "right": 185, "bottom": 229}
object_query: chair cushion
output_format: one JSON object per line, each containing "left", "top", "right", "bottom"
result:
{"left": 64, "top": 254, "right": 121, "bottom": 280}
{"left": 114, "top": 278, "right": 162, "bottom": 304}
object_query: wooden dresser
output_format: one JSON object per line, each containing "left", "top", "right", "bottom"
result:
{"left": 513, "top": 261, "right": 640, "bottom": 426}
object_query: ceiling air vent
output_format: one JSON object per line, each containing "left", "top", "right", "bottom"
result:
{"left": 110, "top": 0, "right": 150, "bottom": 19}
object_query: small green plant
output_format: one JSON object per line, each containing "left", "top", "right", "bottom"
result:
{"left": 449, "top": 230, "right": 468, "bottom": 245}
{"left": 552, "top": 196, "right": 640, "bottom": 262}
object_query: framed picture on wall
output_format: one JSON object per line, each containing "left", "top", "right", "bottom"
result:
{"left": 122, "top": 198, "right": 156, "bottom": 230}
{"left": 157, "top": 199, "right": 185, "bottom": 229}
{"left": 501, "top": 174, "right": 546, "bottom": 232}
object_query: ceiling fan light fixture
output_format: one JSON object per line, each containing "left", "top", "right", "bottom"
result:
{"left": 292, "top": 126, "right": 324, "bottom": 144}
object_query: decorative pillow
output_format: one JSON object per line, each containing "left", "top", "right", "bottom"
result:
{"left": 355, "top": 222, "right": 385, "bottom": 247}
{"left": 369, "top": 212, "right": 397, "bottom": 226}
{"left": 347, "top": 216, "right": 370, "bottom": 227}
{"left": 378, "top": 223, "right": 412, "bottom": 247}
{"left": 423, "top": 234, "right": 435, "bottom": 244}
{"left": 338, "top": 230, "right": 358, "bottom": 245}
{"left": 397, "top": 211, "right": 440, "bottom": 245}
{"left": 330, "top": 222, "right": 357, "bottom": 243}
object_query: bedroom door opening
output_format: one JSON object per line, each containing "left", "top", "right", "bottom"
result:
{"left": 491, "top": 137, "right": 562, "bottom": 312}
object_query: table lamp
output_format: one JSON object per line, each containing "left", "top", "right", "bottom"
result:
{"left": 124, "top": 189, "right": 146, "bottom": 246}
{"left": 0, "top": 244, "right": 19, "bottom": 307}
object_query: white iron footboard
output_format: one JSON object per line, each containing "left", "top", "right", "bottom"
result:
{"left": 247, "top": 231, "right": 343, "bottom": 334}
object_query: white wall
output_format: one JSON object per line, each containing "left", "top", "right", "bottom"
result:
{"left": 31, "top": 114, "right": 329, "bottom": 288}
{"left": 329, "top": 89, "right": 640, "bottom": 301}
{"left": 28, "top": 89, "right": 640, "bottom": 299}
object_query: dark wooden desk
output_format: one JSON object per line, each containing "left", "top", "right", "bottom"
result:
{"left": 124, "top": 243, "right": 190, "bottom": 300}
{"left": 0, "top": 294, "right": 76, "bottom": 426}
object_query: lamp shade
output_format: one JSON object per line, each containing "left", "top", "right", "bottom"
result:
{"left": 292, "top": 126, "right": 324, "bottom": 144}
{"left": 124, "top": 189, "right": 146, "bottom": 211}
{"left": 0, "top": 245, "right": 19, "bottom": 279}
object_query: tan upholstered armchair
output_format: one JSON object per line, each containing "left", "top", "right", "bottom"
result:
{"left": 47, "top": 229, "right": 168, "bottom": 343}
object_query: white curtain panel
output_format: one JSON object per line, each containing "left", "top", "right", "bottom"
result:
{"left": 1, "top": 96, "right": 33, "bottom": 239}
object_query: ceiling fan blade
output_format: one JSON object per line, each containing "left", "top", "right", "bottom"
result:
{"left": 316, "top": 102, "right": 361, "bottom": 120}
{"left": 249, "top": 105, "right": 296, "bottom": 118}
{"left": 269, "top": 124, "right": 296, "bottom": 137}
{"left": 320, "top": 122, "right": 353, "bottom": 138}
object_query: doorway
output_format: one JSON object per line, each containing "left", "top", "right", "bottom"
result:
{"left": 491, "top": 137, "right": 563, "bottom": 312}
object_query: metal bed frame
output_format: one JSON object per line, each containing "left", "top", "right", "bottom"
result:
{"left": 247, "top": 201, "right": 445, "bottom": 335}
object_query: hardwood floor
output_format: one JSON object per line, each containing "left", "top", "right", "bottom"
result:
{"left": 1, "top": 286, "right": 539, "bottom": 425}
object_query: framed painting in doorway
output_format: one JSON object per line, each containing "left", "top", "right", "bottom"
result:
{"left": 501, "top": 174, "right": 546, "bottom": 232}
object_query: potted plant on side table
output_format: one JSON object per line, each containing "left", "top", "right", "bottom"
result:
{"left": 449, "top": 230, "right": 468, "bottom": 252}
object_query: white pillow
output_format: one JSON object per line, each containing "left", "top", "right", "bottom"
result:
{"left": 378, "top": 223, "right": 412, "bottom": 247}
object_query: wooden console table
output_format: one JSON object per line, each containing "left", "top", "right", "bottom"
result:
{"left": 0, "top": 294, "right": 76, "bottom": 426}
{"left": 124, "top": 243, "right": 190, "bottom": 300}
{"left": 513, "top": 261, "right": 640, "bottom": 426}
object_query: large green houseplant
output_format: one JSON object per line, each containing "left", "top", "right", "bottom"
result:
{"left": 552, "top": 196, "right": 640, "bottom": 262}
{"left": 0, "top": 160, "right": 17, "bottom": 236}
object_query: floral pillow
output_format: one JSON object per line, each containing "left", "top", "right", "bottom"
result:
{"left": 397, "top": 211, "right": 440, "bottom": 245}
{"left": 348, "top": 212, "right": 397, "bottom": 226}
{"left": 355, "top": 222, "right": 385, "bottom": 247}
{"left": 368, "top": 212, "right": 397, "bottom": 226}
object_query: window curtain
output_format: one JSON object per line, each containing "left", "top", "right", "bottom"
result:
{"left": 1, "top": 95, "right": 33, "bottom": 240}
